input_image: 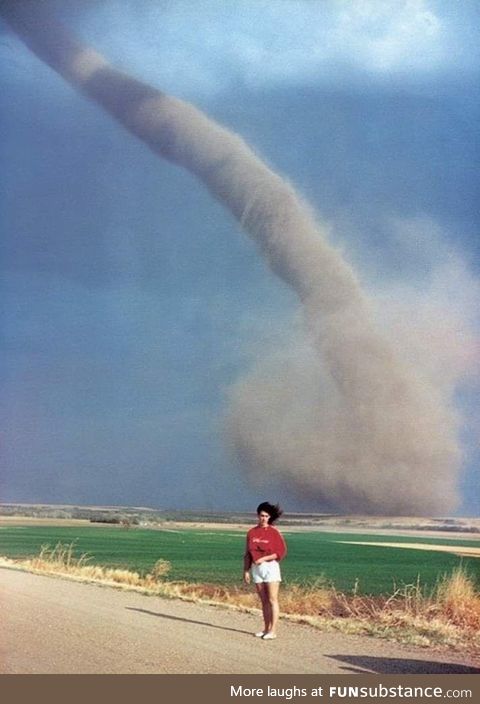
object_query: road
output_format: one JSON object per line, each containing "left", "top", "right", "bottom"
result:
{"left": 1, "top": 568, "right": 478, "bottom": 674}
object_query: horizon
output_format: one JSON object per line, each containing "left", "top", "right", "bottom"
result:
{"left": 2, "top": 501, "right": 480, "bottom": 523}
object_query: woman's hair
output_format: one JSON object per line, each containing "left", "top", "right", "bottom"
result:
{"left": 256, "top": 501, "right": 283, "bottom": 524}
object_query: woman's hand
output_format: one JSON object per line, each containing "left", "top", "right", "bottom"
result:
{"left": 254, "top": 553, "right": 276, "bottom": 565}
{"left": 243, "top": 570, "right": 251, "bottom": 584}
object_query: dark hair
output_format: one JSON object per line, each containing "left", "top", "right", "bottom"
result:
{"left": 256, "top": 501, "right": 283, "bottom": 525}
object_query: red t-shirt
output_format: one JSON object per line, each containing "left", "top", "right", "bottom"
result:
{"left": 245, "top": 525, "right": 287, "bottom": 567}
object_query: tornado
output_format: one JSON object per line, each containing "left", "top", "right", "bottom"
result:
{"left": 1, "top": 0, "right": 461, "bottom": 514}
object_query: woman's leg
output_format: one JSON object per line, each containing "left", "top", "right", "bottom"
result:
{"left": 265, "top": 581, "right": 280, "bottom": 635}
{"left": 255, "top": 583, "right": 271, "bottom": 632}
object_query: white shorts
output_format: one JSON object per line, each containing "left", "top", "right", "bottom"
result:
{"left": 251, "top": 560, "right": 282, "bottom": 584}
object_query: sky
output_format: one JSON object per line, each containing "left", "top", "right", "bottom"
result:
{"left": 1, "top": 0, "right": 479, "bottom": 515}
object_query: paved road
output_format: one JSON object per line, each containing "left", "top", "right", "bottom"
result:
{"left": 1, "top": 568, "right": 478, "bottom": 674}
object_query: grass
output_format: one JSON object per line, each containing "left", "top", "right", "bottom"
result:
{"left": 1, "top": 542, "right": 478, "bottom": 656}
{"left": 1, "top": 541, "right": 172, "bottom": 590}
{"left": 1, "top": 525, "right": 479, "bottom": 594}
{"left": 1, "top": 524, "right": 479, "bottom": 654}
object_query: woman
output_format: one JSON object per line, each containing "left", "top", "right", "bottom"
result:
{"left": 243, "top": 501, "right": 287, "bottom": 640}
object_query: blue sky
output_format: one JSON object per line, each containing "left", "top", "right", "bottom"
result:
{"left": 1, "top": 0, "right": 479, "bottom": 514}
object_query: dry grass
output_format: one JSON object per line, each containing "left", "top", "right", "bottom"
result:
{"left": 1, "top": 542, "right": 172, "bottom": 591}
{"left": 435, "top": 565, "right": 480, "bottom": 630}
{"left": 1, "top": 545, "right": 479, "bottom": 656}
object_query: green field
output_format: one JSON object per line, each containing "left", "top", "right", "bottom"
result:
{"left": 1, "top": 525, "right": 479, "bottom": 595}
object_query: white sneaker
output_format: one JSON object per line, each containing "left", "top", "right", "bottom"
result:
{"left": 254, "top": 631, "right": 265, "bottom": 637}
{"left": 262, "top": 633, "right": 277, "bottom": 640}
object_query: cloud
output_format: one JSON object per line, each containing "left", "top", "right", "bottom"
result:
{"left": 2, "top": 0, "right": 477, "bottom": 99}
{"left": 69, "top": 0, "right": 476, "bottom": 97}
{"left": 332, "top": 0, "right": 443, "bottom": 73}
{"left": 226, "top": 216, "right": 479, "bottom": 513}
{"left": 372, "top": 218, "right": 480, "bottom": 390}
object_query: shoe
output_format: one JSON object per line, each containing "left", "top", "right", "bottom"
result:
{"left": 262, "top": 633, "right": 277, "bottom": 640}
{"left": 254, "top": 631, "right": 265, "bottom": 637}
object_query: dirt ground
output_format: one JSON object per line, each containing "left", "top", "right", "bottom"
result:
{"left": 2, "top": 568, "right": 479, "bottom": 673}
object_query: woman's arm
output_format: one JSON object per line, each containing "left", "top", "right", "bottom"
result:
{"left": 274, "top": 530, "right": 287, "bottom": 561}
{"left": 258, "top": 529, "right": 286, "bottom": 564}
{"left": 253, "top": 552, "right": 278, "bottom": 565}
{"left": 243, "top": 537, "right": 252, "bottom": 583}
